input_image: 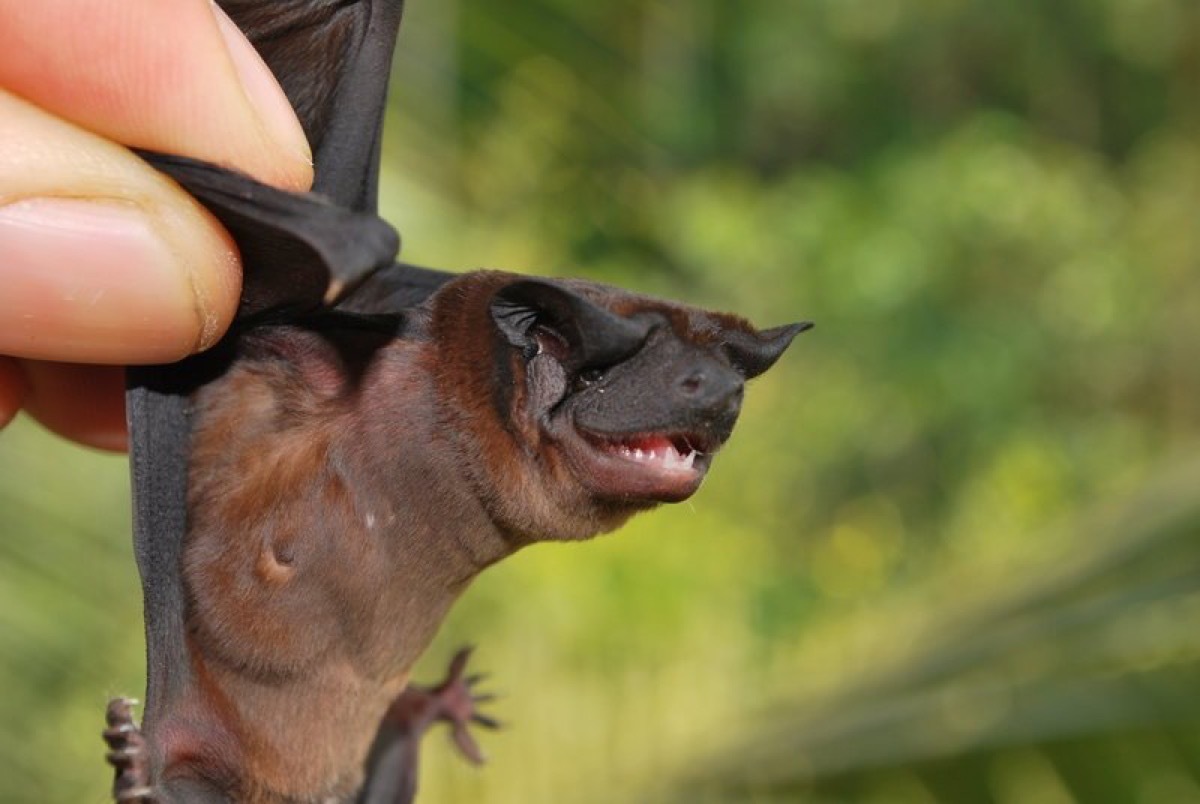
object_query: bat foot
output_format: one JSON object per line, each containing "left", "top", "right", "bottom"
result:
{"left": 103, "top": 698, "right": 155, "bottom": 803}
{"left": 428, "top": 646, "right": 502, "bottom": 765}
{"left": 387, "top": 646, "right": 501, "bottom": 765}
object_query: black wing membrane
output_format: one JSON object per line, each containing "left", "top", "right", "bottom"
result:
{"left": 337, "top": 262, "right": 458, "bottom": 314}
{"left": 138, "top": 151, "right": 400, "bottom": 316}
{"left": 219, "top": 0, "right": 408, "bottom": 213}
{"left": 125, "top": 2, "right": 420, "bottom": 790}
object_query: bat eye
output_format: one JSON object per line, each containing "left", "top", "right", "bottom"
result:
{"left": 576, "top": 367, "right": 606, "bottom": 386}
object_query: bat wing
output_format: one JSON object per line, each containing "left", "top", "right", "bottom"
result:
{"left": 138, "top": 151, "right": 400, "bottom": 317}
{"left": 218, "top": 0, "right": 407, "bottom": 214}
{"left": 336, "top": 262, "right": 458, "bottom": 314}
{"left": 125, "top": 1, "right": 417, "bottom": 786}
{"left": 136, "top": 0, "right": 420, "bottom": 316}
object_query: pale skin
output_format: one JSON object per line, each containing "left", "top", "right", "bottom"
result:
{"left": 0, "top": 0, "right": 313, "bottom": 449}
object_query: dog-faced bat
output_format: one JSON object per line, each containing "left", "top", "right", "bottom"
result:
{"left": 105, "top": 1, "right": 810, "bottom": 802}
{"left": 145, "top": 272, "right": 803, "bottom": 802}
{"left": 112, "top": 263, "right": 808, "bottom": 803}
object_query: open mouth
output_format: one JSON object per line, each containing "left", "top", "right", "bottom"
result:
{"left": 563, "top": 427, "right": 719, "bottom": 502}
{"left": 595, "top": 433, "right": 709, "bottom": 473}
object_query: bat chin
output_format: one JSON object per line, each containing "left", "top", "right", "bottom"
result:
{"left": 562, "top": 426, "right": 718, "bottom": 503}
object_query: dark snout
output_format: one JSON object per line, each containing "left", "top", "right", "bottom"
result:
{"left": 572, "top": 342, "right": 747, "bottom": 448}
{"left": 673, "top": 357, "right": 744, "bottom": 442}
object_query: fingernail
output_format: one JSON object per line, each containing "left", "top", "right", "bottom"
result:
{"left": 211, "top": 2, "right": 313, "bottom": 169}
{"left": 0, "top": 198, "right": 204, "bottom": 364}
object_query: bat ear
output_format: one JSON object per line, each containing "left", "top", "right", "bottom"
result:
{"left": 490, "top": 280, "right": 650, "bottom": 370}
{"left": 722, "top": 321, "right": 813, "bottom": 379}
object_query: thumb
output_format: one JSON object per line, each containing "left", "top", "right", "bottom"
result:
{"left": 0, "top": 90, "right": 239, "bottom": 363}
{"left": 0, "top": 0, "right": 312, "bottom": 190}
{"left": 0, "top": 0, "right": 314, "bottom": 364}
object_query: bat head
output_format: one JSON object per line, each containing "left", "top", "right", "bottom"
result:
{"left": 431, "top": 272, "right": 810, "bottom": 543}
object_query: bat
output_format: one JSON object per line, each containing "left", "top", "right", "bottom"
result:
{"left": 103, "top": 1, "right": 811, "bottom": 802}
{"left": 113, "top": 257, "right": 808, "bottom": 804}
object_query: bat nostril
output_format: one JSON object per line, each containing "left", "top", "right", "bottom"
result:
{"left": 679, "top": 371, "right": 706, "bottom": 396}
{"left": 677, "top": 364, "right": 744, "bottom": 411}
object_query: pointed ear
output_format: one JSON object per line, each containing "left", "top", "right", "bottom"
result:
{"left": 490, "top": 280, "right": 650, "bottom": 370}
{"left": 722, "top": 321, "right": 813, "bottom": 379}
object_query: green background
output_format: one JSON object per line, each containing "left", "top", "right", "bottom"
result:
{"left": 3, "top": 1, "right": 1200, "bottom": 801}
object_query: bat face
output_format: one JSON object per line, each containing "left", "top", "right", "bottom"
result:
{"left": 429, "top": 272, "right": 810, "bottom": 543}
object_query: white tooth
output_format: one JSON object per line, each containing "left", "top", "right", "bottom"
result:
{"left": 682, "top": 451, "right": 696, "bottom": 469}
{"left": 634, "top": 448, "right": 644, "bottom": 460}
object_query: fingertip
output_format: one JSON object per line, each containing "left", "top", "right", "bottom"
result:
{"left": 0, "top": 0, "right": 313, "bottom": 192}
{"left": 19, "top": 362, "right": 128, "bottom": 452}
{"left": 154, "top": 190, "right": 243, "bottom": 355}
{"left": 209, "top": 2, "right": 314, "bottom": 188}
{"left": 0, "top": 92, "right": 242, "bottom": 364}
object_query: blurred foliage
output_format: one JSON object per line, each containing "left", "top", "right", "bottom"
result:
{"left": 674, "top": 462, "right": 1200, "bottom": 804}
{"left": 2, "top": 0, "right": 1200, "bottom": 801}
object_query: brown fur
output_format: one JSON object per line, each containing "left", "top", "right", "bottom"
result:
{"left": 159, "top": 270, "right": 800, "bottom": 801}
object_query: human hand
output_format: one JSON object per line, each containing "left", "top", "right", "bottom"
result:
{"left": 0, "top": 0, "right": 312, "bottom": 449}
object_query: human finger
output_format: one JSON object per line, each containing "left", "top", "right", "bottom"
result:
{"left": 0, "top": 90, "right": 240, "bottom": 364}
{"left": 17, "top": 361, "right": 128, "bottom": 452}
{"left": 0, "top": 0, "right": 312, "bottom": 191}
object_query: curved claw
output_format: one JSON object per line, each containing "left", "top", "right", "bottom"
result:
{"left": 428, "top": 646, "right": 500, "bottom": 765}
{"left": 471, "top": 712, "right": 502, "bottom": 731}
{"left": 451, "top": 723, "right": 485, "bottom": 765}
{"left": 445, "top": 646, "right": 474, "bottom": 681}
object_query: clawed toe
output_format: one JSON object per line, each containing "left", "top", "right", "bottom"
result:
{"left": 428, "top": 647, "right": 502, "bottom": 764}
{"left": 103, "top": 698, "right": 154, "bottom": 803}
